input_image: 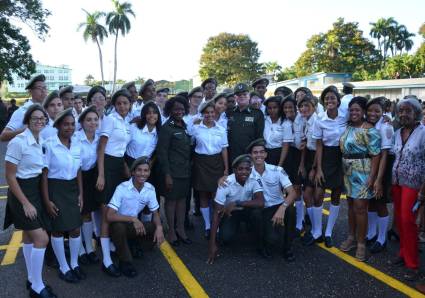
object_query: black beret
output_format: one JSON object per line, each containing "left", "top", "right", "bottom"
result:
{"left": 130, "top": 156, "right": 150, "bottom": 173}
{"left": 231, "top": 154, "right": 253, "bottom": 168}
{"left": 111, "top": 89, "right": 132, "bottom": 106}
{"left": 234, "top": 83, "right": 249, "bottom": 95}
{"left": 42, "top": 91, "right": 60, "bottom": 109}
{"left": 53, "top": 108, "right": 74, "bottom": 128}
{"left": 139, "top": 79, "right": 155, "bottom": 95}
{"left": 59, "top": 85, "right": 74, "bottom": 98}
{"left": 201, "top": 78, "right": 217, "bottom": 89}
{"left": 188, "top": 86, "right": 203, "bottom": 98}
{"left": 263, "top": 96, "right": 282, "bottom": 107}
{"left": 25, "top": 74, "right": 46, "bottom": 90}
{"left": 199, "top": 99, "right": 215, "bottom": 114}
{"left": 212, "top": 92, "right": 228, "bottom": 103}
{"left": 251, "top": 78, "right": 269, "bottom": 88}
{"left": 87, "top": 86, "right": 106, "bottom": 103}
{"left": 122, "top": 81, "right": 136, "bottom": 90}
{"left": 274, "top": 86, "right": 293, "bottom": 97}
{"left": 78, "top": 105, "right": 98, "bottom": 123}
{"left": 294, "top": 87, "right": 312, "bottom": 98}
{"left": 176, "top": 91, "right": 189, "bottom": 99}
{"left": 246, "top": 138, "right": 266, "bottom": 153}
{"left": 298, "top": 94, "right": 318, "bottom": 107}
{"left": 157, "top": 87, "right": 170, "bottom": 94}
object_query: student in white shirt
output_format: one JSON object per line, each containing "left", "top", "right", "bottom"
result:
{"left": 75, "top": 106, "right": 101, "bottom": 265}
{"left": 1, "top": 74, "right": 48, "bottom": 142}
{"left": 310, "top": 86, "right": 347, "bottom": 248}
{"left": 192, "top": 100, "right": 229, "bottom": 239}
{"left": 247, "top": 139, "right": 298, "bottom": 260}
{"left": 96, "top": 89, "right": 132, "bottom": 277}
{"left": 106, "top": 157, "right": 165, "bottom": 277}
{"left": 207, "top": 155, "right": 264, "bottom": 264}
{"left": 41, "top": 91, "right": 63, "bottom": 140}
{"left": 213, "top": 93, "right": 228, "bottom": 130}
{"left": 365, "top": 97, "right": 395, "bottom": 253}
{"left": 4, "top": 105, "right": 56, "bottom": 298}
{"left": 263, "top": 96, "right": 284, "bottom": 165}
{"left": 59, "top": 86, "right": 74, "bottom": 110}
{"left": 41, "top": 108, "right": 84, "bottom": 283}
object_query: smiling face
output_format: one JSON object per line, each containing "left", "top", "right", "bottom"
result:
{"left": 250, "top": 145, "right": 267, "bottom": 166}
{"left": 114, "top": 95, "right": 131, "bottom": 118}
{"left": 214, "top": 97, "right": 227, "bottom": 114}
{"left": 58, "top": 115, "right": 75, "bottom": 139}
{"left": 254, "top": 83, "right": 267, "bottom": 98}
{"left": 234, "top": 161, "right": 252, "bottom": 184}
{"left": 398, "top": 102, "right": 416, "bottom": 127}
{"left": 30, "top": 81, "right": 48, "bottom": 103}
{"left": 202, "top": 106, "right": 215, "bottom": 124}
{"left": 82, "top": 111, "right": 99, "bottom": 134}
{"left": 366, "top": 103, "right": 383, "bottom": 125}
{"left": 28, "top": 110, "right": 47, "bottom": 133}
{"left": 171, "top": 101, "right": 185, "bottom": 121}
{"left": 189, "top": 92, "right": 203, "bottom": 109}
{"left": 299, "top": 101, "right": 315, "bottom": 118}
{"left": 283, "top": 101, "right": 296, "bottom": 120}
{"left": 203, "top": 83, "right": 216, "bottom": 100}
{"left": 132, "top": 163, "right": 151, "bottom": 185}
{"left": 323, "top": 91, "right": 338, "bottom": 111}
{"left": 142, "top": 84, "right": 156, "bottom": 101}
{"left": 236, "top": 92, "right": 250, "bottom": 109}
{"left": 46, "top": 97, "right": 64, "bottom": 120}
{"left": 349, "top": 103, "right": 364, "bottom": 124}
{"left": 61, "top": 92, "right": 74, "bottom": 109}
{"left": 145, "top": 107, "right": 159, "bottom": 126}
{"left": 266, "top": 101, "right": 280, "bottom": 119}
{"left": 91, "top": 92, "right": 106, "bottom": 115}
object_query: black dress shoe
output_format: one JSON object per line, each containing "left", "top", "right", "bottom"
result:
{"left": 204, "top": 229, "right": 211, "bottom": 240}
{"left": 257, "top": 247, "right": 272, "bottom": 259}
{"left": 58, "top": 270, "right": 79, "bottom": 283}
{"left": 29, "top": 287, "right": 57, "bottom": 298}
{"left": 283, "top": 249, "right": 295, "bottom": 263}
{"left": 78, "top": 253, "right": 90, "bottom": 266}
{"left": 294, "top": 228, "right": 302, "bottom": 238}
{"left": 324, "top": 236, "right": 333, "bottom": 248}
{"left": 302, "top": 233, "right": 315, "bottom": 246}
{"left": 176, "top": 232, "right": 192, "bottom": 245}
{"left": 387, "top": 229, "right": 400, "bottom": 242}
{"left": 102, "top": 263, "right": 121, "bottom": 277}
{"left": 388, "top": 256, "right": 404, "bottom": 266}
{"left": 87, "top": 252, "right": 100, "bottom": 264}
{"left": 119, "top": 262, "right": 138, "bottom": 278}
{"left": 370, "top": 241, "right": 386, "bottom": 254}
{"left": 366, "top": 235, "right": 377, "bottom": 247}
{"left": 315, "top": 235, "right": 324, "bottom": 243}
{"left": 72, "top": 266, "right": 87, "bottom": 280}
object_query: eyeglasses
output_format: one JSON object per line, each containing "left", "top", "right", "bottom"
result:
{"left": 32, "top": 86, "right": 48, "bottom": 91}
{"left": 30, "top": 117, "right": 46, "bottom": 123}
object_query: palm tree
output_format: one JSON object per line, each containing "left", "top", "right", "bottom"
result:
{"left": 106, "top": 0, "right": 135, "bottom": 92}
{"left": 370, "top": 18, "right": 387, "bottom": 57}
{"left": 395, "top": 25, "right": 415, "bottom": 55}
{"left": 382, "top": 17, "right": 398, "bottom": 60}
{"left": 78, "top": 9, "right": 108, "bottom": 86}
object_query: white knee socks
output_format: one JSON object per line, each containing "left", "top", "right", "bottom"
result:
{"left": 82, "top": 221, "right": 95, "bottom": 254}
{"left": 367, "top": 211, "right": 378, "bottom": 240}
{"left": 377, "top": 216, "right": 389, "bottom": 245}
{"left": 200, "top": 207, "right": 211, "bottom": 230}
{"left": 23, "top": 243, "right": 33, "bottom": 283}
{"left": 92, "top": 211, "right": 101, "bottom": 238}
{"left": 313, "top": 206, "right": 323, "bottom": 239}
{"left": 325, "top": 204, "right": 340, "bottom": 237}
{"left": 30, "top": 247, "right": 46, "bottom": 293}
{"left": 69, "top": 236, "right": 81, "bottom": 269}
{"left": 295, "top": 200, "right": 304, "bottom": 230}
{"left": 51, "top": 236, "right": 70, "bottom": 274}
{"left": 100, "top": 238, "right": 113, "bottom": 267}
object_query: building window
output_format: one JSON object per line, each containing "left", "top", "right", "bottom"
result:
{"left": 63, "top": 76, "right": 68, "bottom": 81}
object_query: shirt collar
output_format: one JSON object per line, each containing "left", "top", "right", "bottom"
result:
{"left": 23, "top": 128, "right": 40, "bottom": 146}
{"left": 142, "top": 125, "right": 157, "bottom": 134}
{"left": 233, "top": 105, "right": 251, "bottom": 113}
{"left": 199, "top": 121, "right": 216, "bottom": 128}
{"left": 127, "top": 178, "right": 146, "bottom": 193}
{"left": 78, "top": 130, "right": 99, "bottom": 143}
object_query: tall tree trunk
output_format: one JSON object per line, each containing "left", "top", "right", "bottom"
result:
{"left": 112, "top": 32, "right": 118, "bottom": 93}
{"left": 95, "top": 37, "right": 105, "bottom": 87}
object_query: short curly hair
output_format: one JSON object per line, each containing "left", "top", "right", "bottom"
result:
{"left": 163, "top": 96, "right": 189, "bottom": 118}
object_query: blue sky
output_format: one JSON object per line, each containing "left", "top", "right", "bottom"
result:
{"left": 18, "top": 0, "right": 425, "bottom": 84}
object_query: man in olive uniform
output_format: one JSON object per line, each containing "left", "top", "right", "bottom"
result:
{"left": 226, "top": 83, "right": 265, "bottom": 167}
{"left": 252, "top": 77, "right": 269, "bottom": 100}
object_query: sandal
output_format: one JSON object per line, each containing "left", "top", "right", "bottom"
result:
{"left": 355, "top": 244, "right": 367, "bottom": 262}
{"left": 340, "top": 237, "right": 356, "bottom": 252}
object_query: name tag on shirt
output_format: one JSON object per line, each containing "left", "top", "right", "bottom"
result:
{"left": 245, "top": 117, "right": 254, "bottom": 122}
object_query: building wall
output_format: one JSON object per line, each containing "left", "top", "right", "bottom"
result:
{"left": 354, "top": 87, "right": 425, "bottom": 101}
{"left": 7, "top": 64, "right": 72, "bottom": 93}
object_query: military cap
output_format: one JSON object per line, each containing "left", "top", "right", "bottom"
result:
{"left": 139, "top": 79, "right": 155, "bottom": 95}
{"left": 199, "top": 99, "right": 215, "bottom": 114}
{"left": 122, "top": 81, "right": 136, "bottom": 90}
{"left": 176, "top": 91, "right": 189, "bottom": 99}
{"left": 222, "top": 88, "right": 234, "bottom": 97}
{"left": 53, "top": 108, "right": 74, "bottom": 128}
{"left": 212, "top": 92, "right": 228, "bottom": 102}
{"left": 231, "top": 154, "right": 253, "bottom": 168}
{"left": 342, "top": 82, "right": 355, "bottom": 94}
{"left": 234, "top": 83, "right": 249, "bottom": 95}
{"left": 188, "top": 86, "right": 203, "bottom": 98}
{"left": 263, "top": 96, "right": 282, "bottom": 107}
{"left": 157, "top": 87, "right": 170, "bottom": 94}
{"left": 42, "top": 90, "right": 60, "bottom": 109}
{"left": 342, "top": 82, "right": 355, "bottom": 89}
{"left": 130, "top": 156, "right": 150, "bottom": 173}
{"left": 251, "top": 77, "right": 269, "bottom": 88}
{"left": 25, "top": 74, "right": 46, "bottom": 90}
{"left": 87, "top": 86, "right": 106, "bottom": 104}
{"left": 246, "top": 138, "right": 266, "bottom": 153}
{"left": 78, "top": 105, "right": 98, "bottom": 123}
{"left": 111, "top": 88, "right": 132, "bottom": 106}
{"left": 201, "top": 78, "right": 217, "bottom": 89}
{"left": 59, "top": 85, "right": 74, "bottom": 98}
{"left": 274, "top": 86, "right": 293, "bottom": 97}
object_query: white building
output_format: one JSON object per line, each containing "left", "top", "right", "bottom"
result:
{"left": 7, "top": 63, "right": 72, "bottom": 93}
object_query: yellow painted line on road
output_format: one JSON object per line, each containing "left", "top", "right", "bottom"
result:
{"left": 0, "top": 243, "right": 22, "bottom": 251}
{"left": 317, "top": 242, "right": 425, "bottom": 297}
{"left": 322, "top": 209, "right": 330, "bottom": 215}
{"left": 160, "top": 241, "right": 209, "bottom": 298}
{"left": 1, "top": 231, "right": 23, "bottom": 265}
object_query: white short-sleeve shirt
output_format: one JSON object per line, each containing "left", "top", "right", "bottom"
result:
{"left": 312, "top": 111, "right": 347, "bottom": 146}
{"left": 282, "top": 119, "right": 295, "bottom": 143}
{"left": 250, "top": 163, "right": 292, "bottom": 208}
{"left": 263, "top": 116, "right": 284, "bottom": 149}
{"left": 216, "top": 112, "right": 228, "bottom": 131}
{"left": 75, "top": 130, "right": 99, "bottom": 171}
{"left": 5, "top": 100, "right": 34, "bottom": 131}
{"left": 43, "top": 135, "right": 82, "bottom": 180}
{"left": 292, "top": 114, "right": 306, "bottom": 149}
{"left": 5, "top": 128, "right": 45, "bottom": 179}
{"left": 305, "top": 113, "right": 318, "bottom": 151}
{"left": 40, "top": 118, "right": 57, "bottom": 140}
{"left": 374, "top": 117, "right": 394, "bottom": 150}
{"left": 100, "top": 111, "right": 131, "bottom": 157}
{"left": 192, "top": 121, "right": 228, "bottom": 155}
{"left": 126, "top": 123, "right": 157, "bottom": 159}
{"left": 214, "top": 174, "right": 263, "bottom": 206}
{"left": 107, "top": 179, "right": 159, "bottom": 217}
{"left": 183, "top": 113, "right": 202, "bottom": 136}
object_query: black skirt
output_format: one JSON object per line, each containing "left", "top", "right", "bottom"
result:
{"left": 303, "top": 149, "right": 316, "bottom": 188}
{"left": 82, "top": 167, "right": 100, "bottom": 214}
{"left": 320, "top": 146, "right": 343, "bottom": 189}
{"left": 193, "top": 153, "right": 224, "bottom": 192}
{"left": 162, "top": 178, "right": 190, "bottom": 201}
{"left": 283, "top": 146, "right": 302, "bottom": 185}
{"left": 266, "top": 147, "right": 282, "bottom": 166}
{"left": 48, "top": 178, "right": 82, "bottom": 232}
{"left": 3, "top": 176, "right": 50, "bottom": 231}
{"left": 97, "top": 154, "right": 126, "bottom": 205}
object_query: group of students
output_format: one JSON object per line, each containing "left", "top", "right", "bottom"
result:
{"left": 2, "top": 73, "right": 425, "bottom": 297}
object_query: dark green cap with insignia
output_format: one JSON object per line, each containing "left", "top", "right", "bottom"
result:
{"left": 122, "top": 81, "right": 136, "bottom": 90}
{"left": 139, "top": 79, "right": 155, "bottom": 96}
{"left": 25, "top": 74, "right": 46, "bottom": 90}
{"left": 199, "top": 99, "right": 215, "bottom": 114}
{"left": 59, "top": 85, "right": 74, "bottom": 98}
{"left": 53, "top": 108, "right": 74, "bottom": 128}
{"left": 188, "top": 86, "right": 203, "bottom": 98}
{"left": 233, "top": 83, "right": 249, "bottom": 95}
{"left": 251, "top": 77, "right": 269, "bottom": 88}
{"left": 274, "top": 86, "right": 293, "bottom": 97}
{"left": 246, "top": 138, "right": 266, "bottom": 153}
{"left": 232, "top": 154, "right": 253, "bottom": 168}
{"left": 157, "top": 87, "right": 170, "bottom": 94}
{"left": 263, "top": 96, "right": 282, "bottom": 107}
{"left": 201, "top": 78, "right": 217, "bottom": 89}
{"left": 42, "top": 90, "right": 60, "bottom": 109}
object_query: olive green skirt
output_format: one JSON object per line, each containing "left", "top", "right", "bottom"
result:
{"left": 3, "top": 176, "right": 50, "bottom": 231}
{"left": 48, "top": 178, "right": 82, "bottom": 232}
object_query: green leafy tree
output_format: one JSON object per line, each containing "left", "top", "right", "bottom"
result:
{"left": 78, "top": 9, "right": 108, "bottom": 86}
{"left": 419, "top": 23, "right": 425, "bottom": 39}
{"left": 84, "top": 74, "right": 95, "bottom": 86}
{"left": 106, "top": 0, "right": 135, "bottom": 92}
{"left": 276, "top": 66, "right": 297, "bottom": 81}
{"left": 294, "top": 18, "right": 380, "bottom": 78}
{"left": 0, "top": 0, "right": 50, "bottom": 85}
{"left": 383, "top": 54, "right": 421, "bottom": 79}
{"left": 199, "top": 33, "right": 264, "bottom": 86}
{"left": 264, "top": 61, "right": 282, "bottom": 80}
{"left": 394, "top": 25, "right": 415, "bottom": 55}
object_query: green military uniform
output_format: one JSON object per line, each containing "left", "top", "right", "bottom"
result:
{"left": 156, "top": 118, "right": 192, "bottom": 199}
